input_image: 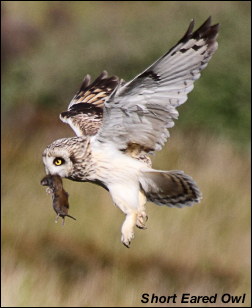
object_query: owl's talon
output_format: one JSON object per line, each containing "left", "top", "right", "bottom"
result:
{"left": 121, "top": 236, "right": 131, "bottom": 248}
{"left": 123, "top": 243, "right": 130, "bottom": 248}
{"left": 136, "top": 224, "right": 147, "bottom": 230}
{"left": 121, "top": 212, "right": 136, "bottom": 247}
{"left": 121, "top": 229, "right": 134, "bottom": 248}
{"left": 136, "top": 212, "right": 148, "bottom": 229}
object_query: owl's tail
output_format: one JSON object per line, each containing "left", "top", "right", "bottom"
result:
{"left": 139, "top": 170, "right": 202, "bottom": 208}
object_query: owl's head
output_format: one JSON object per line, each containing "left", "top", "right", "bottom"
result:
{"left": 42, "top": 137, "right": 85, "bottom": 178}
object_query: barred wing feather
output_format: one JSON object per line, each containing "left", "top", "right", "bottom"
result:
{"left": 60, "top": 71, "right": 120, "bottom": 136}
{"left": 96, "top": 17, "right": 219, "bottom": 153}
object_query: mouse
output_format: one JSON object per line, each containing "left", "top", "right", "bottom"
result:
{"left": 41, "top": 174, "right": 76, "bottom": 224}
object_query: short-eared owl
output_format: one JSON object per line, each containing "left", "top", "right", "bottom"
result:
{"left": 42, "top": 17, "right": 219, "bottom": 247}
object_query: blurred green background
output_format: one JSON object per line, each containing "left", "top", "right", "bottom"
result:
{"left": 2, "top": 1, "right": 250, "bottom": 307}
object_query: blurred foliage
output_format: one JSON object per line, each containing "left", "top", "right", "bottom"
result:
{"left": 2, "top": 128, "right": 250, "bottom": 307}
{"left": 1, "top": 1, "right": 251, "bottom": 147}
{"left": 1, "top": 1, "right": 251, "bottom": 307}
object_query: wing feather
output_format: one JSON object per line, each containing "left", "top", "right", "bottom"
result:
{"left": 96, "top": 17, "right": 219, "bottom": 152}
{"left": 60, "top": 71, "right": 120, "bottom": 136}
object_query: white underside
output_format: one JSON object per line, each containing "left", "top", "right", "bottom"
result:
{"left": 91, "top": 137, "right": 149, "bottom": 247}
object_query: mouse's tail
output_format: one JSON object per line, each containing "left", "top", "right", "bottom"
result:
{"left": 66, "top": 214, "right": 77, "bottom": 220}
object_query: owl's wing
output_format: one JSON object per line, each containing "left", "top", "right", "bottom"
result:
{"left": 60, "top": 71, "right": 121, "bottom": 136}
{"left": 96, "top": 17, "right": 219, "bottom": 153}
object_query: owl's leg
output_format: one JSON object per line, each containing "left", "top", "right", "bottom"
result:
{"left": 121, "top": 212, "right": 137, "bottom": 248}
{"left": 108, "top": 183, "right": 139, "bottom": 247}
{"left": 136, "top": 190, "right": 148, "bottom": 229}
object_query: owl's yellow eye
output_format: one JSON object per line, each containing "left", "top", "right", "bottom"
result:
{"left": 53, "top": 157, "right": 65, "bottom": 166}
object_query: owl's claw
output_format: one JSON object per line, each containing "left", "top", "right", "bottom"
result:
{"left": 121, "top": 212, "right": 136, "bottom": 248}
{"left": 136, "top": 212, "right": 148, "bottom": 229}
{"left": 121, "top": 233, "right": 134, "bottom": 248}
{"left": 122, "top": 240, "right": 130, "bottom": 248}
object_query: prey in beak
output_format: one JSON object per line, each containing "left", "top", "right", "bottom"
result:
{"left": 40, "top": 174, "right": 76, "bottom": 224}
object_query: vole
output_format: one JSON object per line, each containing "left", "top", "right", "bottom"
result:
{"left": 40, "top": 174, "right": 76, "bottom": 224}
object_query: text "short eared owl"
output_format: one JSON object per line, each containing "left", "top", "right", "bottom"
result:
{"left": 42, "top": 17, "right": 219, "bottom": 247}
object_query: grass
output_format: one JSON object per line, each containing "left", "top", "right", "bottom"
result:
{"left": 2, "top": 126, "right": 250, "bottom": 307}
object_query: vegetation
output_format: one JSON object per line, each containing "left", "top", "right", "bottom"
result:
{"left": 2, "top": 1, "right": 250, "bottom": 307}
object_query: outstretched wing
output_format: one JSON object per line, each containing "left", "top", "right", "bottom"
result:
{"left": 60, "top": 71, "right": 120, "bottom": 136}
{"left": 96, "top": 17, "right": 219, "bottom": 153}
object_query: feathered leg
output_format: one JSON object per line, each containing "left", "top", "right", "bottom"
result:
{"left": 121, "top": 212, "right": 137, "bottom": 248}
{"left": 136, "top": 190, "right": 148, "bottom": 229}
{"left": 108, "top": 183, "right": 139, "bottom": 247}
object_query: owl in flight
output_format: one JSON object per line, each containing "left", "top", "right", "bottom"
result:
{"left": 42, "top": 17, "right": 219, "bottom": 247}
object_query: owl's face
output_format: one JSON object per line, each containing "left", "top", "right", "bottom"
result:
{"left": 42, "top": 137, "right": 81, "bottom": 178}
{"left": 43, "top": 147, "right": 74, "bottom": 178}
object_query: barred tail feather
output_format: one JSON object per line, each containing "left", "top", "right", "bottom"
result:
{"left": 139, "top": 170, "right": 202, "bottom": 208}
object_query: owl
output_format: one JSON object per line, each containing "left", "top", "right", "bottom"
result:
{"left": 42, "top": 17, "right": 219, "bottom": 247}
